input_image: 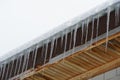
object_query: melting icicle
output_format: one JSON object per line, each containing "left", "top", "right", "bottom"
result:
{"left": 44, "top": 42, "right": 48, "bottom": 65}
{"left": 85, "top": 19, "right": 89, "bottom": 44}
{"left": 90, "top": 17, "right": 94, "bottom": 47}
{"left": 63, "top": 30, "right": 67, "bottom": 62}
{"left": 22, "top": 52, "right": 28, "bottom": 73}
{"left": 14, "top": 58, "right": 19, "bottom": 76}
{"left": 69, "top": 30, "right": 73, "bottom": 50}
{"left": 115, "top": 4, "right": 120, "bottom": 26}
{"left": 61, "top": 34, "right": 64, "bottom": 46}
{"left": 0, "top": 65, "right": 2, "bottom": 79}
{"left": 25, "top": 51, "right": 30, "bottom": 71}
{"left": 95, "top": 15, "right": 100, "bottom": 44}
{"left": 61, "top": 32, "right": 64, "bottom": 47}
{"left": 5, "top": 62, "right": 10, "bottom": 80}
{"left": 41, "top": 45, "right": 46, "bottom": 76}
{"left": 9, "top": 60, "right": 14, "bottom": 79}
{"left": 33, "top": 46, "right": 38, "bottom": 69}
{"left": 17, "top": 55, "right": 22, "bottom": 75}
{"left": 49, "top": 38, "right": 55, "bottom": 63}
{"left": 72, "top": 24, "right": 78, "bottom": 54}
{"left": 81, "top": 22, "right": 84, "bottom": 44}
{"left": 1, "top": 64, "right": 6, "bottom": 80}
{"left": 105, "top": 7, "right": 111, "bottom": 52}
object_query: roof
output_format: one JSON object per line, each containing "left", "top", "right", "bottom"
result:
{"left": 0, "top": 0, "right": 120, "bottom": 80}
{"left": 0, "top": 0, "right": 119, "bottom": 62}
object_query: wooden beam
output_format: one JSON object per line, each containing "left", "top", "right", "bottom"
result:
{"left": 68, "top": 58, "right": 120, "bottom": 80}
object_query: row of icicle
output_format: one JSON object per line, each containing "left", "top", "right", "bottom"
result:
{"left": 0, "top": 4, "right": 120, "bottom": 80}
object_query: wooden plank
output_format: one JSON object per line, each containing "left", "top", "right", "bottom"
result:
{"left": 76, "top": 53, "right": 99, "bottom": 67}
{"left": 74, "top": 56, "right": 94, "bottom": 70}
{"left": 68, "top": 58, "right": 120, "bottom": 80}
{"left": 98, "top": 45, "right": 120, "bottom": 58}
{"left": 52, "top": 65, "right": 75, "bottom": 76}
{"left": 92, "top": 47, "right": 113, "bottom": 61}
{"left": 81, "top": 53, "right": 103, "bottom": 65}
{"left": 34, "top": 73, "right": 53, "bottom": 80}
{"left": 55, "top": 63, "right": 79, "bottom": 75}
{"left": 44, "top": 68, "right": 66, "bottom": 80}
{"left": 108, "top": 42, "right": 120, "bottom": 52}
{"left": 85, "top": 52, "right": 106, "bottom": 64}
{"left": 64, "top": 59, "right": 89, "bottom": 71}
{"left": 87, "top": 50, "right": 108, "bottom": 62}
{"left": 38, "top": 70, "right": 57, "bottom": 80}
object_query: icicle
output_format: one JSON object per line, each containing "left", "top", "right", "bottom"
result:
{"left": 9, "top": 60, "right": 14, "bottom": 79}
{"left": 69, "top": 30, "right": 73, "bottom": 50}
{"left": 5, "top": 63, "right": 10, "bottom": 80}
{"left": 115, "top": 4, "right": 120, "bottom": 26}
{"left": 90, "top": 17, "right": 94, "bottom": 47}
{"left": 85, "top": 19, "right": 89, "bottom": 44}
{"left": 0, "top": 65, "right": 2, "bottom": 79}
{"left": 44, "top": 42, "right": 48, "bottom": 65}
{"left": 41, "top": 45, "right": 45, "bottom": 64}
{"left": 81, "top": 22, "right": 84, "bottom": 44}
{"left": 72, "top": 24, "right": 78, "bottom": 54}
{"left": 25, "top": 51, "right": 30, "bottom": 71}
{"left": 63, "top": 30, "right": 67, "bottom": 62}
{"left": 14, "top": 58, "right": 19, "bottom": 76}
{"left": 33, "top": 46, "right": 38, "bottom": 69}
{"left": 1, "top": 64, "right": 6, "bottom": 80}
{"left": 95, "top": 15, "right": 100, "bottom": 44}
{"left": 49, "top": 38, "right": 55, "bottom": 63}
{"left": 105, "top": 7, "right": 111, "bottom": 52}
{"left": 17, "top": 55, "right": 22, "bottom": 75}
{"left": 22, "top": 52, "right": 28, "bottom": 73}
{"left": 61, "top": 32, "right": 64, "bottom": 47}
{"left": 41, "top": 44, "right": 45, "bottom": 74}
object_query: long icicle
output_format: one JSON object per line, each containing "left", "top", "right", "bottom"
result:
{"left": 44, "top": 42, "right": 48, "bottom": 65}
{"left": 63, "top": 30, "right": 67, "bottom": 62}
{"left": 1, "top": 64, "right": 6, "bottom": 80}
{"left": 25, "top": 51, "right": 30, "bottom": 72}
{"left": 33, "top": 46, "right": 38, "bottom": 69}
{"left": 41, "top": 44, "right": 46, "bottom": 75}
{"left": 61, "top": 32, "right": 64, "bottom": 47}
{"left": 17, "top": 55, "right": 22, "bottom": 75}
{"left": 95, "top": 15, "right": 100, "bottom": 44}
{"left": 0, "top": 65, "right": 2, "bottom": 78}
{"left": 22, "top": 52, "right": 28, "bottom": 74}
{"left": 49, "top": 38, "right": 55, "bottom": 63}
{"left": 85, "top": 19, "right": 89, "bottom": 44}
{"left": 0, "top": 65, "right": 3, "bottom": 80}
{"left": 90, "top": 17, "right": 94, "bottom": 47}
{"left": 14, "top": 58, "right": 19, "bottom": 76}
{"left": 81, "top": 22, "right": 84, "bottom": 44}
{"left": 69, "top": 30, "right": 73, "bottom": 50}
{"left": 5, "top": 62, "right": 10, "bottom": 80}
{"left": 8, "top": 60, "right": 14, "bottom": 79}
{"left": 72, "top": 24, "right": 78, "bottom": 55}
{"left": 105, "top": 7, "right": 111, "bottom": 52}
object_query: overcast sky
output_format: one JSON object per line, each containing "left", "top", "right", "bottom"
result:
{"left": 0, "top": 0, "right": 108, "bottom": 58}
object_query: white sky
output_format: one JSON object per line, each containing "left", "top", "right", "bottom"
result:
{"left": 0, "top": 0, "right": 108, "bottom": 58}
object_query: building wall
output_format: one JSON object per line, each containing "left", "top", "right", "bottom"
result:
{"left": 89, "top": 67, "right": 120, "bottom": 80}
